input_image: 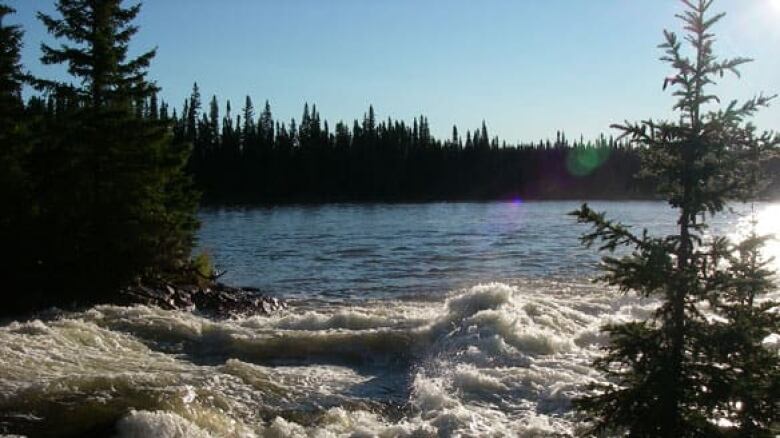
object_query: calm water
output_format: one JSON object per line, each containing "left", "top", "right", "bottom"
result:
{"left": 2, "top": 201, "right": 778, "bottom": 437}
{"left": 197, "top": 201, "right": 769, "bottom": 300}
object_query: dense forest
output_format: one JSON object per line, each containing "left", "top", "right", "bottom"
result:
{"left": 2, "top": 0, "right": 778, "bottom": 316}
{"left": 176, "top": 88, "right": 647, "bottom": 202}
{"left": 0, "top": 1, "right": 199, "bottom": 314}
{"left": 1, "top": 0, "right": 778, "bottom": 435}
{"left": 168, "top": 85, "right": 780, "bottom": 203}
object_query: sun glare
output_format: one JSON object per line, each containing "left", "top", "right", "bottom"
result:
{"left": 736, "top": 204, "right": 780, "bottom": 273}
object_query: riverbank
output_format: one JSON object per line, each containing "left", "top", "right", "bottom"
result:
{"left": 118, "top": 282, "right": 287, "bottom": 318}
{"left": 1, "top": 281, "right": 287, "bottom": 324}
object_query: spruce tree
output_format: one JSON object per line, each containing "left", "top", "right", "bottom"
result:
{"left": 0, "top": 4, "right": 23, "bottom": 103}
{"left": 35, "top": 0, "right": 198, "bottom": 303}
{"left": 0, "top": 4, "right": 36, "bottom": 313}
{"left": 259, "top": 100, "right": 273, "bottom": 146}
{"left": 0, "top": 2, "right": 26, "bottom": 190}
{"left": 242, "top": 95, "right": 255, "bottom": 148}
{"left": 186, "top": 83, "right": 201, "bottom": 143}
{"left": 572, "top": 1, "right": 778, "bottom": 436}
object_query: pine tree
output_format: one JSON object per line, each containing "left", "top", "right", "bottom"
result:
{"left": 34, "top": 0, "right": 199, "bottom": 303}
{"left": 0, "top": 2, "right": 25, "bottom": 169}
{"left": 208, "top": 95, "right": 219, "bottom": 139}
{"left": 242, "top": 95, "right": 255, "bottom": 148}
{"left": 0, "top": 4, "right": 23, "bottom": 106}
{"left": 259, "top": 100, "right": 273, "bottom": 146}
{"left": 364, "top": 104, "right": 376, "bottom": 137}
{"left": 572, "top": 1, "right": 778, "bottom": 436}
{"left": 0, "top": 3, "right": 35, "bottom": 313}
{"left": 480, "top": 120, "right": 489, "bottom": 149}
{"left": 451, "top": 125, "right": 459, "bottom": 147}
{"left": 186, "top": 83, "right": 201, "bottom": 143}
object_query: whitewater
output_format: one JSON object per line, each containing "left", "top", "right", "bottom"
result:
{"left": 2, "top": 201, "right": 778, "bottom": 437}
{"left": 0, "top": 280, "right": 661, "bottom": 437}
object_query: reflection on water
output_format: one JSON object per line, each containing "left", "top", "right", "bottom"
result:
{"left": 0, "top": 201, "right": 777, "bottom": 437}
{"left": 734, "top": 203, "right": 780, "bottom": 269}
{"left": 198, "top": 201, "right": 780, "bottom": 299}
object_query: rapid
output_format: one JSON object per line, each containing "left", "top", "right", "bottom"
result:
{"left": 0, "top": 280, "right": 659, "bottom": 437}
{"left": 2, "top": 201, "right": 778, "bottom": 437}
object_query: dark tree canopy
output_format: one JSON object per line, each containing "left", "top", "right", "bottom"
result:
{"left": 0, "top": 4, "right": 32, "bottom": 275}
{"left": 0, "top": 4, "right": 24, "bottom": 108}
{"left": 171, "top": 91, "right": 779, "bottom": 204}
{"left": 37, "top": 0, "right": 157, "bottom": 105}
{"left": 0, "top": 0, "right": 199, "bottom": 314}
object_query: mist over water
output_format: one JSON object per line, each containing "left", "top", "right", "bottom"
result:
{"left": 2, "top": 201, "right": 778, "bottom": 437}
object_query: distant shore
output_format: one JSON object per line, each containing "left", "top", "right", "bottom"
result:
{"left": 197, "top": 192, "right": 780, "bottom": 207}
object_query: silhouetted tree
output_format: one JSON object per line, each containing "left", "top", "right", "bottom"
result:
{"left": 171, "top": 92, "right": 780, "bottom": 204}
{"left": 0, "top": 3, "right": 35, "bottom": 313}
{"left": 259, "top": 100, "right": 273, "bottom": 146}
{"left": 30, "top": 0, "right": 199, "bottom": 306}
{"left": 572, "top": 1, "right": 779, "bottom": 435}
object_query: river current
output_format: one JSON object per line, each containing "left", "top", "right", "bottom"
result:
{"left": 2, "top": 201, "right": 778, "bottom": 437}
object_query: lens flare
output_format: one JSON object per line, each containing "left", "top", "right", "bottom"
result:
{"left": 565, "top": 147, "right": 611, "bottom": 177}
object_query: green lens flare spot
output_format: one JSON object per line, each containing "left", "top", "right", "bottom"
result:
{"left": 566, "top": 147, "right": 610, "bottom": 177}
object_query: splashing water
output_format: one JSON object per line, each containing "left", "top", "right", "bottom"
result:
{"left": 3, "top": 201, "right": 779, "bottom": 437}
{"left": 0, "top": 280, "right": 666, "bottom": 437}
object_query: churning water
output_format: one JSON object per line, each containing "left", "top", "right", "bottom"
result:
{"left": 2, "top": 201, "right": 778, "bottom": 437}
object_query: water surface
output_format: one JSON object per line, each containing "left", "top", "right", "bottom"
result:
{"left": 198, "top": 201, "right": 776, "bottom": 299}
{"left": 2, "top": 201, "right": 778, "bottom": 437}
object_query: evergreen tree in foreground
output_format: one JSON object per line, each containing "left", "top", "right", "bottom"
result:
{"left": 572, "top": 0, "right": 779, "bottom": 436}
{"left": 32, "top": 0, "right": 198, "bottom": 304}
{"left": 0, "top": 4, "right": 35, "bottom": 312}
{"left": 0, "top": 2, "right": 26, "bottom": 203}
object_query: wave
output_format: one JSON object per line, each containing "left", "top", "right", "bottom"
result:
{"left": 0, "top": 281, "right": 659, "bottom": 437}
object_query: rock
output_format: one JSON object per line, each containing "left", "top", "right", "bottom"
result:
{"left": 118, "top": 282, "right": 284, "bottom": 318}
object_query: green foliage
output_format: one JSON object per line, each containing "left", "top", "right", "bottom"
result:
{"left": 1, "top": 0, "right": 199, "bottom": 313}
{"left": 705, "top": 231, "right": 780, "bottom": 435}
{"left": 192, "top": 252, "right": 215, "bottom": 280}
{"left": 572, "top": 0, "right": 779, "bottom": 436}
{"left": 36, "top": 0, "right": 157, "bottom": 105}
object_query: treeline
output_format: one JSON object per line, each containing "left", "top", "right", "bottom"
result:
{"left": 174, "top": 85, "right": 647, "bottom": 202}
{"left": 173, "top": 85, "right": 779, "bottom": 203}
{"left": 0, "top": 2, "right": 199, "bottom": 315}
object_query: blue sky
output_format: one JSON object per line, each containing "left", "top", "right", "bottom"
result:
{"left": 7, "top": 0, "right": 780, "bottom": 143}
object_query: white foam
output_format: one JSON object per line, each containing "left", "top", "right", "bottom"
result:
{"left": 0, "top": 280, "right": 743, "bottom": 437}
{"left": 115, "top": 410, "right": 214, "bottom": 438}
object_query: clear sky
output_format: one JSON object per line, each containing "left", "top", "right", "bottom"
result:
{"left": 7, "top": 0, "right": 780, "bottom": 143}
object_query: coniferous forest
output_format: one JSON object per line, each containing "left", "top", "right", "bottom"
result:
{"left": 172, "top": 90, "right": 780, "bottom": 203}
{"left": 0, "top": 0, "right": 778, "bottom": 437}
{"left": 175, "top": 92, "right": 648, "bottom": 203}
{"left": 2, "top": 0, "right": 779, "bottom": 314}
{"left": 2, "top": 0, "right": 686, "bottom": 316}
{"left": 1, "top": 1, "right": 198, "bottom": 314}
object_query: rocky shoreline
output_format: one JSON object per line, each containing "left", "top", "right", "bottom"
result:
{"left": 118, "top": 282, "right": 287, "bottom": 318}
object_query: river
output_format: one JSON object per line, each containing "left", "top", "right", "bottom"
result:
{"left": 2, "top": 201, "right": 778, "bottom": 437}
